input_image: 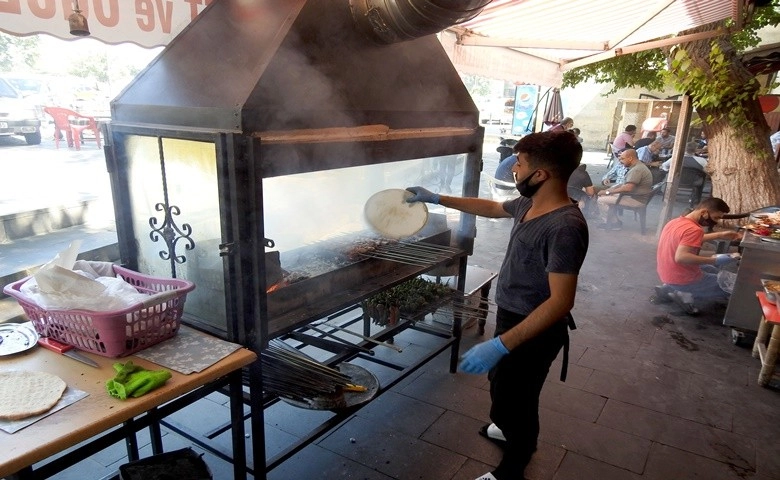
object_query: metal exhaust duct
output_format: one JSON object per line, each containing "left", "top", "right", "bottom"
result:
{"left": 350, "top": 0, "right": 492, "bottom": 44}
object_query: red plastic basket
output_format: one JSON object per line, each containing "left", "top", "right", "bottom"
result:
{"left": 3, "top": 265, "right": 195, "bottom": 358}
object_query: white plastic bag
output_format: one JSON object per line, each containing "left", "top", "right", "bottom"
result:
{"left": 19, "top": 243, "right": 150, "bottom": 311}
{"left": 718, "top": 270, "right": 737, "bottom": 294}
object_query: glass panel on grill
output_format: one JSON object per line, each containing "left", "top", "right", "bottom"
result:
{"left": 262, "top": 154, "right": 466, "bottom": 291}
{"left": 124, "top": 135, "right": 225, "bottom": 331}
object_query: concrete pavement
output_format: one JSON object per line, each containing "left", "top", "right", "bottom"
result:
{"left": 2, "top": 137, "right": 778, "bottom": 479}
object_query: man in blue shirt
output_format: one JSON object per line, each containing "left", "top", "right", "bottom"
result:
{"left": 494, "top": 143, "right": 520, "bottom": 183}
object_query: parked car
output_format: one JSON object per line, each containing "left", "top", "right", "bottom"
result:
{"left": 0, "top": 73, "right": 55, "bottom": 121}
{"left": 0, "top": 77, "right": 41, "bottom": 145}
{"left": 1, "top": 73, "right": 112, "bottom": 120}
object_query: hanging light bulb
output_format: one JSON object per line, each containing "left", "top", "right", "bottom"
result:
{"left": 69, "top": 0, "right": 90, "bottom": 37}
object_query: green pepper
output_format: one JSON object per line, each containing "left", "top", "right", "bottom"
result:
{"left": 106, "top": 361, "right": 172, "bottom": 400}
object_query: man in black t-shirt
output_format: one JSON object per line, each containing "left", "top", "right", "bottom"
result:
{"left": 406, "top": 131, "right": 589, "bottom": 480}
{"left": 632, "top": 130, "right": 657, "bottom": 149}
{"left": 567, "top": 163, "right": 594, "bottom": 208}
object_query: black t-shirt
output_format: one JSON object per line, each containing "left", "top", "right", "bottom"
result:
{"left": 633, "top": 137, "right": 655, "bottom": 149}
{"left": 496, "top": 198, "right": 589, "bottom": 315}
{"left": 567, "top": 166, "right": 592, "bottom": 201}
{"left": 567, "top": 166, "right": 592, "bottom": 190}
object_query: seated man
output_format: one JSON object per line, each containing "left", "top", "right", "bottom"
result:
{"left": 659, "top": 141, "right": 707, "bottom": 172}
{"left": 495, "top": 142, "right": 520, "bottom": 183}
{"left": 633, "top": 131, "right": 657, "bottom": 149}
{"left": 595, "top": 148, "right": 653, "bottom": 231}
{"left": 657, "top": 127, "right": 675, "bottom": 150}
{"left": 654, "top": 197, "right": 742, "bottom": 314}
{"left": 612, "top": 124, "right": 636, "bottom": 152}
{"left": 695, "top": 131, "right": 708, "bottom": 157}
{"left": 567, "top": 163, "right": 595, "bottom": 215}
{"left": 637, "top": 140, "right": 663, "bottom": 165}
{"left": 600, "top": 156, "right": 628, "bottom": 186}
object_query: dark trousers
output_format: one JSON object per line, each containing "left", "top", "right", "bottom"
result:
{"left": 489, "top": 307, "right": 567, "bottom": 479}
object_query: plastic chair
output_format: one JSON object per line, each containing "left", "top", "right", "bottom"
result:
{"left": 43, "top": 107, "right": 101, "bottom": 150}
{"left": 616, "top": 181, "right": 665, "bottom": 234}
{"left": 677, "top": 166, "right": 707, "bottom": 207}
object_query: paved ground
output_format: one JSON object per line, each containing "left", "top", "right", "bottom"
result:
{"left": 2, "top": 138, "right": 779, "bottom": 479}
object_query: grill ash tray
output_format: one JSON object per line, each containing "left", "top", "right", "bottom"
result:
{"left": 280, "top": 363, "right": 379, "bottom": 410}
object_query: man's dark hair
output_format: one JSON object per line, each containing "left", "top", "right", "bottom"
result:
{"left": 696, "top": 197, "right": 730, "bottom": 213}
{"left": 647, "top": 131, "right": 657, "bottom": 138}
{"left": 515, "top": 130, "right": 582, "bottom": 179}
{"left": 625, "top": 125, "right": 637, "bottom": 132}
{"left": 662, "top": 127, "right": 671, "bottom": 134}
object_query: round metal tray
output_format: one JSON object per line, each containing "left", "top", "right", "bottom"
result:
{"left": 280, "top": 363, "right": 379, "bottom": 411}
{"left": 0, "top": 322, "right": 39, "bottom": 356}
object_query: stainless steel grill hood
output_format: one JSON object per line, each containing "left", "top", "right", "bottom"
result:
{"left": 111, "top": 0, "right": 485, "bottom": 134}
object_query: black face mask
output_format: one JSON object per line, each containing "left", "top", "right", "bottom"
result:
{"left": 698, "top": 214, "right": 717, "bottom": 228}
{"left": 516, "top": 170, "right": 544, "bottom": 198}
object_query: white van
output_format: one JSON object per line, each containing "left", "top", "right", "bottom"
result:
{"left": 0, "top": 77, "right": 42, "bottom": 145}
{"left": 478, "top": 97, "right": 514, "bottom": 125}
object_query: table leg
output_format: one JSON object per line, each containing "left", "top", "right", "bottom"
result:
{"left": 149, "top": 408, "right": 163, "bottom": 455}
{"left": 758, "top": 324, "right": 780, "bottom": 387}
{"left": 753, "top": 316, "right": 771, "bottom": 359}
{"left": 124, "top": 419, "right": 140, "bottom": 462}
{"left": 229, "top": 369, "right": 248, "bottom": 479}
{"left": 478, "top": 281, "right": 492, "bottom": 336}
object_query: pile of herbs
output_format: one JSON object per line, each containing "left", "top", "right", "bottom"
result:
{"left": 361, "top": 277, "right": 453, "bottom": 326}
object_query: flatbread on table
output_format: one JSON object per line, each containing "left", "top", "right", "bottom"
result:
{"left": 0, "top": 371, "right": 67, "bottom": 420}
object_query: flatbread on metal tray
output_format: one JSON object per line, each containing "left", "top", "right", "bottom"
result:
{"left": 0, "top": 370, "right": 67, "bottom": 420}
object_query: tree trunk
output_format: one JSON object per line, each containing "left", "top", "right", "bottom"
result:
{"left": 677, "top": 29, "right": 780, "bottom": 214}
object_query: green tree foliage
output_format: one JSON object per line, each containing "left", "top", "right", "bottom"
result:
{"left": 562, "top": 4, "right": 780, "bottom": 122}
{"left": 562, "top": 50, "right": 667, "bottom": 95}
{"left": 562, "top": 4, "right": 780, "bottom": 109}
{"left": 68, "top": 51, "right": 109, "bottom": 83}
{"left": 461, "top": 73, "right": 493, "bottom": 98}
{"left": 0, "top": 32, "right": 39, "bottom": 72}
{"left": 562, "top": 3, "right": 780, "bottom": 213}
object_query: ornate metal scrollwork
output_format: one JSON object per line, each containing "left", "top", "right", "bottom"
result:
{"left": 147, "top": 136, "right": 196, "bottom": 278}
{"left": 149, "top": 203, "right": 194, "bottom": 267}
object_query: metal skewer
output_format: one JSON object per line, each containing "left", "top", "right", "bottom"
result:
{"left": 359, "top": 251, "right": 429, "bottom": 266}
{"left": 306, "top": 325, "right": 376, "bottom": 355}
{"left": 402, "top": 241, "right": 462, "bottom": 253}
{"left": 311, "top": 321, "right": 403, "bottom": 352}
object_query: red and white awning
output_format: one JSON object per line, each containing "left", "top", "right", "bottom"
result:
{"left": 0, "top": 0, "right": 212, "bottom": 48}
{"left": 0, "top": 0, "right": 743, "bottom": 87}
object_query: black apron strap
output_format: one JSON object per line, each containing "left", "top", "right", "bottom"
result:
{"left": 559, "top": 313, "right": 576, "bottom": 382}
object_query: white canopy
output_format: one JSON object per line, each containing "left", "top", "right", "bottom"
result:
{"left": 0, "top": 0, "right": 741, "bottom": 87}
{"left": 447, "top": 0, "right": 740, "bottom": 86}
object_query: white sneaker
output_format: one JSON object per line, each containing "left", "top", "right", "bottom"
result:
{"left": 474, "top": 473, "right": 498, "bottom": 480}
{"left": 486, "top": 423, "right": 506, "bottom": 441}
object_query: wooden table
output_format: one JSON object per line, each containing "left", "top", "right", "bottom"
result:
{"left": 753, "top": 292, "right": 780, "bottom": 387}
{"left": 0, "top": 331, "right": 256, "bottom": 479}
